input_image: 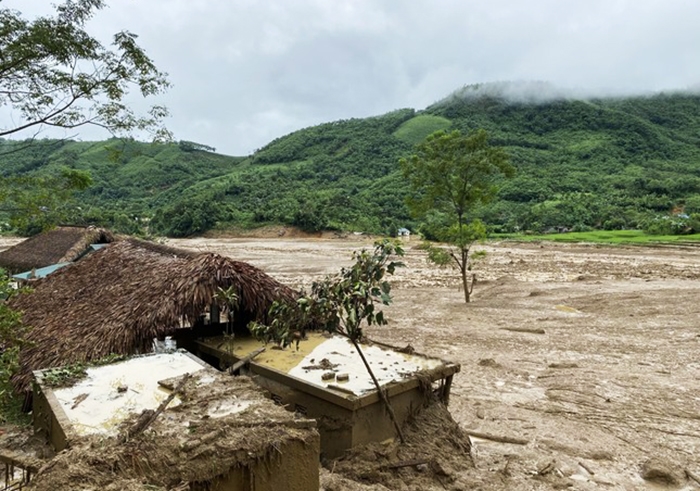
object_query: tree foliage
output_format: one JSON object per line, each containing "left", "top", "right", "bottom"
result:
{"left": 310, "top": 239, "right": 404, "bottom": 341}
{"left": 0, "top": 0, "right": 170, "bottom": 233}
{"left": 401, "top": 129, "right": 514, "bottom": 302}
{"left": 0, "top": 0, "right": 170, "bottom": 140}
{"left": 0, "top": 270, "right": 31, "bottom": 423}
{"left": 1, "top": 167, "right": 92, "bottom": 235}
{"left": 248, "top": 240, "right": 407, "bottom": 441}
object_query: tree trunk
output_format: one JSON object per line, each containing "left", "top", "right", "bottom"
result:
{"left": 350, "top": 338, "right": 406, "bottom": 443}
{"left": 461, "top": 248, "right": 471, "bottom": 303}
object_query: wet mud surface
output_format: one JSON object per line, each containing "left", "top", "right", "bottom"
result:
{"left": 170, "top": 237, "right": 700, "bottom": 490}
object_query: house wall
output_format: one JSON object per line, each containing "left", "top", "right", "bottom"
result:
{"left": 193, "top": 432, "right": 320, "bottom": 491}
{"left": 249, "top": 374, "right": 354, "bottom": 460}
{"left": 31, "top": 381, "right": 69, "bottom": 451}
{"left": 248, "top": 372, "right": 427, "bottom": 460}
{"left": 351, "top": 387, "right": 426, "bottom": 449}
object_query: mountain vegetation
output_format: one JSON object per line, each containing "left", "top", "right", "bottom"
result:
{"left": 1, "top": 83, "right": 700, "bottom": 238}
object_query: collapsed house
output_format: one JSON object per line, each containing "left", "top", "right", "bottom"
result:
{"left": 10, "top": 237, "right": 297, "bottom": 402}
{"left": 9, "top": 236, "right": 461, "bottom": 464}
{"left": 29, "top": 351, "right": 320, "bottom": 491}
{"left": 0, "top": 225, "right": 113, "bottom": 275}
{"left": 194, "top": 332, "right": 460, "bottom": 459}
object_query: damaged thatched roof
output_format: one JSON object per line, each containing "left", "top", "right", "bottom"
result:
{"left": 10, "top": 238, "right": 297, "bottom": 392}
{"left": 0, "top": 225, "right": 114, "bottom": 274}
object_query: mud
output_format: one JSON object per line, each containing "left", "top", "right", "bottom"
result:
{"left": 4, "top": 234, "right": 700, "bottom": 490}
{"left": 168, "top": 236, "right": 700, "bottom": 490}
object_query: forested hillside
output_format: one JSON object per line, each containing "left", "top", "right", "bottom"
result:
{"left": 2, "top": 84, "right": 700, "bottom": 237}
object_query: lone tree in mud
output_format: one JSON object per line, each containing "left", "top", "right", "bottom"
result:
{"left": 400, "top": 129, "right": 514, "bottom": 303}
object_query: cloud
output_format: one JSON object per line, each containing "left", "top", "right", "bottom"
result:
{"left": 2, "top": 0, "right": 699, "bottom": 155}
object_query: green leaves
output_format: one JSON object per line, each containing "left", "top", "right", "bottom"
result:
{"left": 0, "top": 0, "right": 170, "bottom": 140}
{"left": 251, "top": 240, "right": 404, "bottom": 347}
{"left": 311, "top": 239, "right": 404, "bottom": 341}
{"left": 400, "top": 129, "right": 514, "bottom": 222}
{"left": 0, "top": 167, "right": 94, "bottom": 235}
{"left": 401, "top": 129, "right": 512, "bottom": 302}
{"left": 0, "top": 270, "right": 32, "bottom": 423}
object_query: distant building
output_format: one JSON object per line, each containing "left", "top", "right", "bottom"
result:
{"left": 397, "top": 227, "right": 411, "bottom": 238}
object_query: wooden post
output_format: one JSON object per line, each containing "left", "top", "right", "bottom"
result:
{"left": 441, "top": 375, "right": 453, "bottom": 405}
{"left": 210, "top": 303, "right": 220, "bottom": 325}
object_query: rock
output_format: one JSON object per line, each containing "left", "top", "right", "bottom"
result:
{"left": 478, "top": 358, "right": 500, "bottom": 368}
{"left": 640, "top": 457, "right": 686, "bottom": 486}
{"left": 476, "top": 408, "right": 485, "bottom": 419}
{"left": 430, "top": 460, "right": 453, "bottom": 476}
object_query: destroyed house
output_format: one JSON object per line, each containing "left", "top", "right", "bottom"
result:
{"left": 194, "top": 332, "right": 460, "bottom": 459}
{"left": 30, "top": 351, "right": 320, "bottom": 491}
{"left": 10, "top": 238, "right": 297, "bottom": 401}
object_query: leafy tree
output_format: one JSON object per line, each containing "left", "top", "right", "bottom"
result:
{"left": 248, "top": 298, "right": 313, "bottom": 350}
{"left": 307, "top": 240, "right": 406, "bottom": 440}
{"left": 0, "top": 0, "right": 170, "bottom": 140}
{"left": 400, "top": 129, "right": 514, "bottom": 302}
{"left": 248, "top": 240, "right": 407, "bottom": 441}
{"left": 178, "top": 140, "right": 216, "bottom": 153}
{"left": 0, "top": 0, "right": 170, "bottom": 233}
{"left": 1, "top": 167, "right": 92, "bottom": 235}
{"left": 0, "top": 270, "right": 31, "bottom": 424}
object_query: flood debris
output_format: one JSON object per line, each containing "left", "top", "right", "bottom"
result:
{"left": 29, "top": 366, "right": 321, "bottom": 491}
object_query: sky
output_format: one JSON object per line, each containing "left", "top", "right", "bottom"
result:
{"left": 3, "top": 0, "right": 700, "bottom": 156}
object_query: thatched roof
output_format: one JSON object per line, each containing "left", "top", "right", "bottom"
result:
{"left": 10, "top": 238, "right": 297, "bottom": 392}
{"left": 0, "top": 225, "right": 114, "bottom": 274}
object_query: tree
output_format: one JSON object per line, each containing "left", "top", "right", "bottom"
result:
{"left": 0, "top": 0, "right": 171, "bottom": 233}
{"left": 1, "top": 167, "right": 92, "bottom": 235}
{"left": 400, "top": 129, "right": 514, "bottom": 303}
{"left": 248, "top": 240, "right": 407, "bottom": 441}
{"left": 178, "top": 140, "right": 216, "bottom": 153}
{"left": 0, "top": 0, "right": 170, "bottom": 140}
{"left": 0, "top": 269, "right": 31, "bottom": 423}
{"left": 309, "top": 240, "right": 407, "bottom": 441}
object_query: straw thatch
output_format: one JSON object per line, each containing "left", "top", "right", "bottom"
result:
{"left": 10, "top": 238, "right": 297, "bottom": 393}
{"left": 0, "top": 225, "right": 114, "bottom": 274}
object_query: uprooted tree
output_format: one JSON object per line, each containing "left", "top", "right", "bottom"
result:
{"left": 400, "top": 129, "right": 514, "bottom": 303}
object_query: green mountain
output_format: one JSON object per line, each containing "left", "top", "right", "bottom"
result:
{"left": 2, "top": 83, "right": 700, "bottom": 237}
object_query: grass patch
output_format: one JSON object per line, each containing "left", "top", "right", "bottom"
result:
{"left": 394, "top": 115, "right": 452, "bottom": 145}
{"left": 495, "top": 230, "right": 700, "bottom": 245}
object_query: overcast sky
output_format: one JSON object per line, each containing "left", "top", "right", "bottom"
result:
{"left": 3, "top": 0, "right": 700, "bottom": 155}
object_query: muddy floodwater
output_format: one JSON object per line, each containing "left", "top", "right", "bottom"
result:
{"left": 4, "top": 234, "right": 698, "bottom": 489}
{"left": 169, "top": 236, "right": 700, "bottom": 490}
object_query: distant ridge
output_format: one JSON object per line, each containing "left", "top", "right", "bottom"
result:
{"left": 1, "top": 83, "right": 700, "bottom": 237}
